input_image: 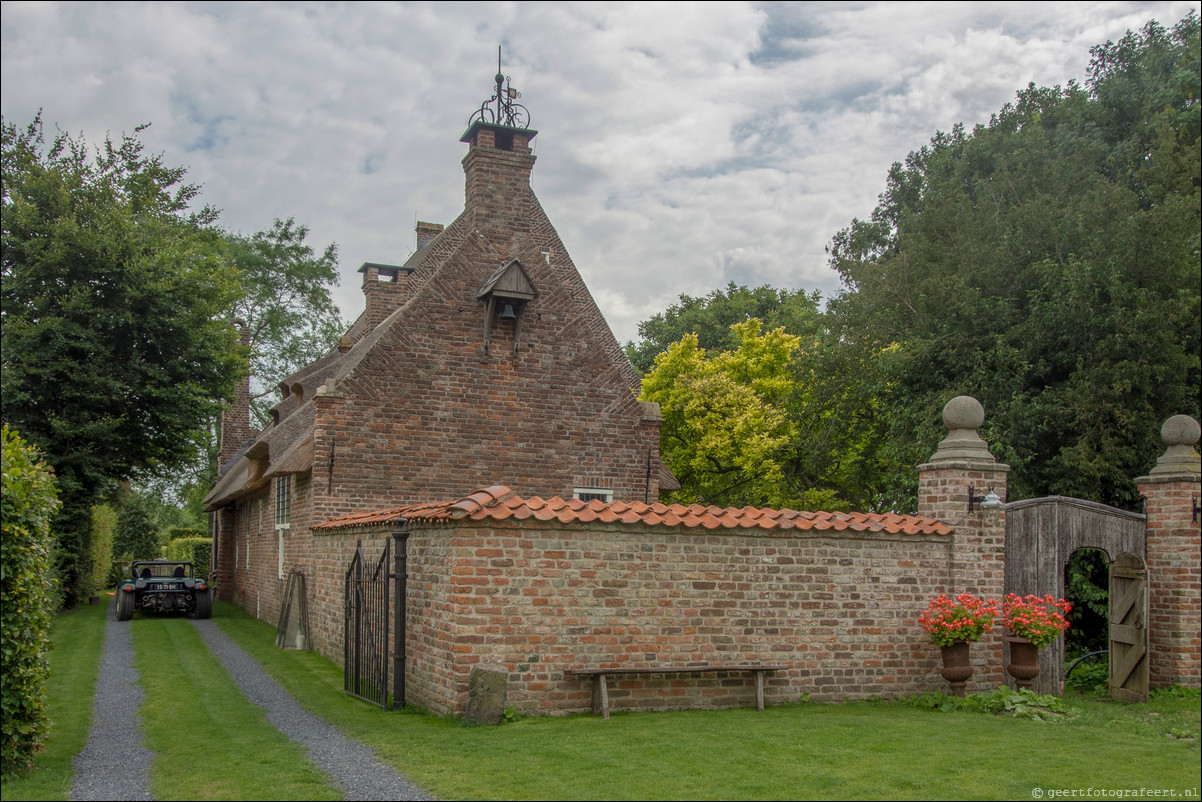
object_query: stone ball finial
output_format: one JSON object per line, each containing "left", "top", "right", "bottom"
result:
{"left": 1149, "top": 414, "right": 1201, "bottom": 477}
{"left": 943, "top": 396, "right": 985, "bottom": 432}
{"left": 928, "top": 395, "right": 995, "bottom": 464}
{"left": 1161, "top": 414, "right": 1201, "bottom": 447}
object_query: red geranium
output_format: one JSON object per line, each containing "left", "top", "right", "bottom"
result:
{"left": 919, "top": 593, "right": 999, "bottom": 647}
{"left": 1001, "top": 594, "right": 1072, "bottom": 648}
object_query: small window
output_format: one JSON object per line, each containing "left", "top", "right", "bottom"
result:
{"left": 275, "top": 477, "right": 291, "bottom": 528}
{"left": 574, "top": 487, "right": 613, "bottom": 503}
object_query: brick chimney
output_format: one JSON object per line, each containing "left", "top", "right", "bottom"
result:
{"left": 416, "top": 221, "right": 444, "bottom": 251}
{"left": 460, "top": 121, "right": 538, "bottom": 234}
{"left": 219, "top": 320, "right": 254, "bottom": 473}
{"left": 358, "top": 262, "right": 410, "bottom": 333}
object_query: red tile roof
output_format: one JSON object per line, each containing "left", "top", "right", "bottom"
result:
{"left": 313, "top": 486, "right": 952, "bottom": 535}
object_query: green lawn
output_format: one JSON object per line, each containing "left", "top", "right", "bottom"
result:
{"left": 4, "top": 600, "right": 1199, "bottom": 801}
{"left": 132, "top": 615, "right": 343, "bottom": 801}
{"left": 214, "top": 603, "right": 1202, "bottom": 801}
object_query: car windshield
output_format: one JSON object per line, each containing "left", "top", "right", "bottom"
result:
{"left": 134, "top": 563, "right": 191, "bottom": 579}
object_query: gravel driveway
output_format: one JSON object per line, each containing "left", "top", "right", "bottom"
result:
{"left": 70, "top": 602, "right": 153, "bottom": 801}
{"left": 69, "top": 601, "right": 434, "bottom": 801}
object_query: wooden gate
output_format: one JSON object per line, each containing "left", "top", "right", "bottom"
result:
{"left": 344, "top": 539, "right": 391, "bottom": 709}
{"left": 1109, "top": 553, "right": 1149, "bottom": 702}
{"left": 1004, "top": 496, "right": 1145, "bottom": 695}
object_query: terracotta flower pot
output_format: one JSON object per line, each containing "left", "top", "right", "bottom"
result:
{"left": 939, "top": 640, "right": 973, "bottom": 697}
{"left": 1004, "top": 635, "right": 1040, "bottom": 689}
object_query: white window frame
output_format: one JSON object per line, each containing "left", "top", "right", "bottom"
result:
{"left": 274, "top": 476, "right": 291, "bottom": 580}
{"left": 573, "top": 486, "right": 614, "bottom": 503}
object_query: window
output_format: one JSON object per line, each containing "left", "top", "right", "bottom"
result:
{"left": 275, "top": 477, "right": 291, "bottom": 528}
{"left": 275, "top": 477, "right": 290, "bottom": 580}
{"left": 574, "top": 487, "right": 613, "bottom": 503}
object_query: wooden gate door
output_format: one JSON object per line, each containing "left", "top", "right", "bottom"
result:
{"left": 1109, "top": 552, "right": 1148, "bottom": 702}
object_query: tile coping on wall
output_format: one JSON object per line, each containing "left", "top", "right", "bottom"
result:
{"left": 312, "top": 485, "right": 953, "bottom": 535}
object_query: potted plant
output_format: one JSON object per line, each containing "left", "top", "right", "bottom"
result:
{"left": 1001, "top": 594, "right": 1072, "bottom": 688}
{"left": 919, "top": 594, "right": 999, "bottom": 696}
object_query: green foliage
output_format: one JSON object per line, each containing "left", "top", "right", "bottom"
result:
{"left": 1, "top": 115, "right": 242, "bottom": 602}
{"left": 227, "top": 218, "right": 344, "bottom": 428}
{"left": 637, "top": 304, "right": 894, "bottom": 510}
{"left": 625, "top": 283, "right": 824, "bottom": 376}
{"left": 1064, "top": 656, "right": 1109, "bottom": 697}
{"left": 825, "top": 14, "right": 1201, "bottom": 510}
{"left": 1, "top": 427, "right": 61, "bottom": 776}
{"left": 640, "top": 319, "right": 817, "bottom": 508}
{"left": 1064, "top": 549, "right": 1109, "bottom": 654}
{"left": 114, "top": 494, "right": 161, "bottom": 561}
{"left": 82, "top": 505, "right": 117, "bottom": 601}
{"left": 166, "top": 536, "right": 212, "bottom": 581}
{"left": 165, "top": 526, "right": 204, "bottom": 542}
{"left": 894, "top": 687, "right": 1074, "bottom": 722}
{"left": 1151, "top": 685, "right": 1202, "bottom": 701}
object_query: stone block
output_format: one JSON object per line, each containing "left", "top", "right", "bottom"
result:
{"left": 464, "top": 666, "right": 509, "bottom": 725}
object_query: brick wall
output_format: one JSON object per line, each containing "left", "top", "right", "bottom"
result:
{"left": 374, "top": 518, "right": 963, "bottom": 716}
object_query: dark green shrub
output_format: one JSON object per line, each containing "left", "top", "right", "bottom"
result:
{"left": 1065, "top": 656, "right": 1110, "bottom": 696}
{"left": 1, "top": 426, "right": 61, "bottom": 775}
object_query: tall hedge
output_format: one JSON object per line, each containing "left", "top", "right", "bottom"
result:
{"left": 1, "top": 426, "right": 61, "bottom": 775}
{"left": 166, "top": 535, "right": 212, "bottom": 581}
{"left": 86, "top": 504, "right": 117, "bottom": 598}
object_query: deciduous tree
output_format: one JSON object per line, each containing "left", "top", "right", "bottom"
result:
{"left": 826, "top": 14, "right": 1200, "bottom": 509}
{"left": 226, "top": 218, "right": 344, "bottom": 426}
{"left": 1, "top": 116, "right": 242, "bottom": 601}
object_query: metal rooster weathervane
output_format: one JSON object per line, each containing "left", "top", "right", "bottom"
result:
{"left": 469, "top": 46, "right": 531, "bottom": 130}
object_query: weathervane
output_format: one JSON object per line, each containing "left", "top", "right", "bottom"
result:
{"left": 469, "top": 46, "right": 531, "bottom": 130}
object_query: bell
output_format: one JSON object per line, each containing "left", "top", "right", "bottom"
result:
{"left": 499, "top": 303, "right": 518, "bottom": 321}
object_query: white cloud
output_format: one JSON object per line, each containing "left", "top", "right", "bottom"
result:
{"left": 3, "top": 0, "right": 1195, "bottom": 344}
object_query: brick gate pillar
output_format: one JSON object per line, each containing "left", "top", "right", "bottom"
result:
{"left": 1136, "top": 414, "right": 1201, "bottom": 689}
{"left": 917, "top": 395, "right": 1010, "bottom": 690}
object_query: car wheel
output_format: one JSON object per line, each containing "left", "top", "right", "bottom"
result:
{"left": 116, "top": 590, "right": 134, "bottom": 621}
{"left": 194, "top": 588, "right": 213, "bottom": 620}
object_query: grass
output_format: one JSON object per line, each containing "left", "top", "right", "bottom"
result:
{"left": 1, "top": 601, "right": 108, "bottom": 801}
{"left": 214, "top": 602, "right": 1202, "bottom": 801}
{"left": 5, "top": 600, "right": 1199, "bottom": 800}
{"left": 130, "top": 615, "right": 343, "bottom": 801}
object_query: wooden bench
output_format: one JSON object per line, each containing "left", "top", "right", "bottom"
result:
{"left": 564, "top": 664, "right": 788, "bottom": 719}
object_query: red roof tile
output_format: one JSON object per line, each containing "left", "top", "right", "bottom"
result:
{"left": 313, "top": 486, "right": 953, "bottom": 535}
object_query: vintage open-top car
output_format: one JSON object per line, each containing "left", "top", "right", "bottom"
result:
{"left": 116, "top": 560, "right": 213, "bottom": 620}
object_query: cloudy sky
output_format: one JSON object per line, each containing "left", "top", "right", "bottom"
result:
{"left": 2, "top": 1, "right": 1195, "bottom": 345}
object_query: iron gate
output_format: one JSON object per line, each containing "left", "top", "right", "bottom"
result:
{"left": 344, "top": 538, "right": 391, "bottom": 709}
